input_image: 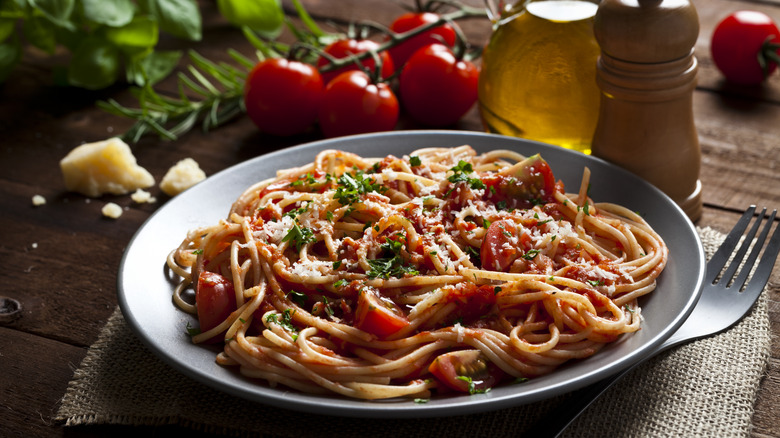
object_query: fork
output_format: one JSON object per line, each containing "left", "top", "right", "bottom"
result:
{"left": 527, "top": 205, "right": 780, "bottom": 438}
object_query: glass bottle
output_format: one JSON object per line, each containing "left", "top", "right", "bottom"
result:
{"left": 478, "top": 0, "right": 601, "bottom": 154}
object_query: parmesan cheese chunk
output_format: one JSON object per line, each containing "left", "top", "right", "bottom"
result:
{"left": 32, "top": 195, "right": 46, "bottom": 206}
{"left": 60, "top": 138, "right": 155, "bottom": 197}
{"left": 101, "top": 202, "right": 123, "bottom": 219}
{"left": 160, "top": 158, "right": 206, "bottom": 197}
{"left": 130, "top": 188, "right": 156, "bottom": 204}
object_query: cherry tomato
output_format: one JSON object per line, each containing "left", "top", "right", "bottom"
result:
{"left": 498, "top": 154, "right": 558, "bottom": 206}
{"left": 316, "top": 39, "right": 395, "bottom": 84}
{"left": 244, "top": 57, "right": 324, "bottom": 136}
{"left": 354, "top": 286, "right": 410, "bottom": 338}
{"left": 388, "top": 12, "right": 457, "bottom": 68}
{"left": 711, "top": 10, "right": 780, "bottom": 85}
{"left": 428, "top": 349, "right": 503, "bottom": 394}
{"left": 481, "top": 219, "right": 520, "bottom": 272}
{"left": 399, "top": 44, "right": 479, "bottom": 127}
{"left": 196, "top": 271, "right": 237, "bottom": 341}
{"left": 318, "top": 70, "right": 399, "bottom": 138}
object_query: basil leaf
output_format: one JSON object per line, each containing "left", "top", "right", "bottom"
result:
{"left": 0, "top": 34, "right": 21, "bottom": 82}
{"left": 0, "top": 19, "right": 15, "bottom": 43}
{"left": 67, "top": 37, "right": 120, "bottom": 89}
{"left": 140, "top": 0, "right": 202, "bottom": 41}
{"left": 23, "top": 16, "right": 57, "bottom": 53}
{"left": 217, "top": 0, "right": 283, "bottom": 38}
{"left": 127, "top": 49, "right": 182, "bottom": 86}
{"left": 28, "top": 0, "right": 76, "bottom": 31}
{"left": 81, "top": 0, "right": 134, "bottom": 27}
{"left": 105, "top": 15, "right": 159, "bottom": 49}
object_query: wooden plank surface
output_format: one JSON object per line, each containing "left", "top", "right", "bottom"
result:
{"left": 1, "top": 0, "right": 779, "bottom": 436}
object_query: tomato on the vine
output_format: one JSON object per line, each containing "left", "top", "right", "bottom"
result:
{"left": 316, "top": 39, "right": 395, "bottom": 84}
{"left": 318, "top": 70, "right": 399, "bottom": 138}
{"left": 388, "top": 12, "right": 457, "bottom": 68}
{"left": 244, "top": 57, "right": 324, "bottom": 136}
{"left": 399, "top": 44, "right": 479, "bottom": 127}
{"left": 711, "top": 10, "right": 780, "bottom": 85}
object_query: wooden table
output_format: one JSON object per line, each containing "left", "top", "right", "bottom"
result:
{"left": 2, "top": 0, "right": 778, "bottom": 436}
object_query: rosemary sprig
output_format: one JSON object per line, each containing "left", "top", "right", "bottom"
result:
{"left": 98, "top": 49, "right": 253, "bottom": 143}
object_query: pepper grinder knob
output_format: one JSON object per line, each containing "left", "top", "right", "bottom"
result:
{"left": 591, "top": 0, "right": 703, "bottom": 221}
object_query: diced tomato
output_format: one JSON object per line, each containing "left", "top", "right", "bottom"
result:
{"left": 196, "top": 271, "right": 237, "bottom": 342}
{"left": 481, "top": 219, "right": 519, "bottom": 272}
{"left": 444, "top": 283, "right": 498, "bottom": 325}
{"left": 498, "top": 154, "right": 558, "bottom": 207}
{"left": 354, "top": 286, "right": 410, "bottom": 339}
{"left": 428, "top": 349, "right": 503, "bottom": 394}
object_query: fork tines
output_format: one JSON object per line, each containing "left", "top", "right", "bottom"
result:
{"left": 707, "top": 205, "right": 780, "bottom": 291}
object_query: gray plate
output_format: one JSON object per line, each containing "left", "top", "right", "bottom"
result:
{"left": 118, "top": 130, "right": 704, "bottom": 418}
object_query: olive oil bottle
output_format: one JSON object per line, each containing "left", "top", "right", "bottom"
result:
{"left": 478, "top": 0, "right": 601, "bottom": 154}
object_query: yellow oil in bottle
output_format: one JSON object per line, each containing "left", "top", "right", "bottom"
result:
{"left": 478, "top": 0, "right": 601, "bottom": 154}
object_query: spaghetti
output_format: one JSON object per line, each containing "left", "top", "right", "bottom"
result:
{"left": 166, "top": 146, "right": 667, "bottom": 400}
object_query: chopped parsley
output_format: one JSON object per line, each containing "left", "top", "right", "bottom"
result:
{"left": 367, "top": 233, "right": 419, "bottom": 279}
{"left": 185, "top": 322, "right": 200, "bottom": 336}
{"left": 266, "top": 309, "right": 298, "bottom": 340}
{"left": 587, "top": 279, "right": 604, "bottom": 288}
{"left": 448, "top": 160, "right": 486, "bottom": 190}
{"left": 286, "top": 290, "right": 307, "bottom": 306}
{"left": 281, "top": 223, "right": 316, "bottom": 251}
{"left": 456, "top": 375, "right": 490, "bottom": 395}
{"left": 283, "top": 205, "right": 308, "bottom": 219}
{"left": 334, "top": 171, "right": 386, "bottom": 206}
{"left": 522, "top": 249, "right": 540, "bottom": 260}
{"left": 289, "top": 172, "right": 317, "bottom": 187}
{"left": 409, "top": 156, "right": 422, "bottom": 167}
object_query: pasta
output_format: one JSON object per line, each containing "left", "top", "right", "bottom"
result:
{"left": 166, "top": 146, "right": 667, "bottom": 400}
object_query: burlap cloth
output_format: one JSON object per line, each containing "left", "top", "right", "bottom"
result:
{"left": 55, "top": 227, "right": 772, "bottom": 437}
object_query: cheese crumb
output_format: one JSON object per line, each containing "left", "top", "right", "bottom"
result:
{"left": 130, "top": 188, "right": 157, "bottom": 204}
{"left": 60, "top": 138, "right": 154, "bottom": 197}
{"left": 160, "top": 158, "right": 206, "bottom": 197}
{"left": 102, "top": 202, "right": 123, "bottom": 219}
{"left": 32, "top": 195, "right": 46, "bottom": 206}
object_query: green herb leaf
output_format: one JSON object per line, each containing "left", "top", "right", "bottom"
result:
{"left": 522, "top": 249, "right": 540, "bottom": 260}
{"left": 281, "top": 223, "right": 316, "bottom": 252}
{"left": 287, "top": 290, "right": 307, "bottom": 306}
{"left": 67, "top": 36, "right": 120, "bottom": 90}
{"left": 22, "top": 16, "right": 56, "bottom": 54}
{"left": 81, "top": 0, "right": 134, "bottom": 27}
{"left": 217, "top": 0, "right": 284, "bottom": 38}
{"left": 105, "top": 15, "right": 159, "bottom": 49}
{"left": 139, "top": 0, "right": 202, "bottom": 41}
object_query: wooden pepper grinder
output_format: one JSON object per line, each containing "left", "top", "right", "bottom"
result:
{"left": 591, "top": 0, "right": 702, "bottom": 221}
